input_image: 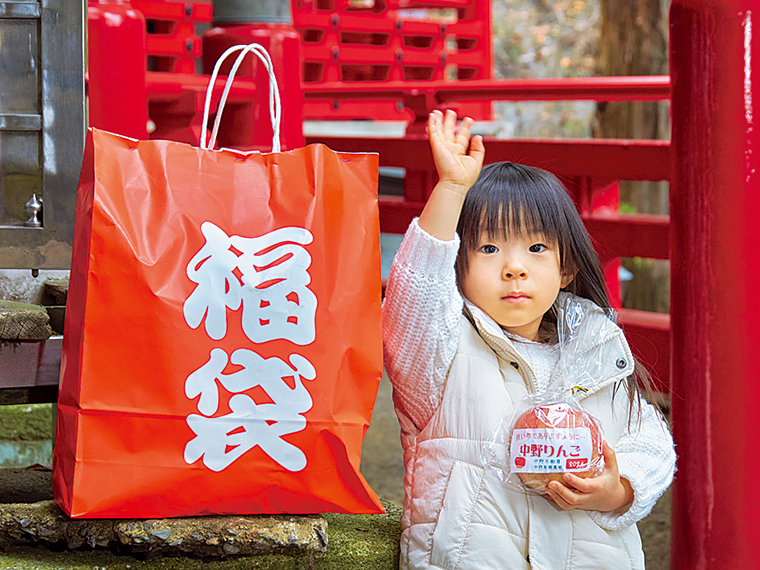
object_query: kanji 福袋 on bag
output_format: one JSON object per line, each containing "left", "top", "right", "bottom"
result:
{"left": 53, "top": 44, "right": 384, "bottom": 518}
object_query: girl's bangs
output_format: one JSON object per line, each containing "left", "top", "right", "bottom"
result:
{"left": 478, "top": 197, "right": 561, "bottom": 246}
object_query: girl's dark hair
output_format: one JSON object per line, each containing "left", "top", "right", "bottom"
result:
{"left": 455, "top": 161, "right": 658, "bottom": 423}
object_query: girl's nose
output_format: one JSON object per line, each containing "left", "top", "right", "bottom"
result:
{"left": 503, "top": 258, "right": 528, "bottom": 280}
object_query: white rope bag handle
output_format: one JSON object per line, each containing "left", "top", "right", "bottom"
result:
{"left": 201, "top": 43, "right": 282, "bottom": 152}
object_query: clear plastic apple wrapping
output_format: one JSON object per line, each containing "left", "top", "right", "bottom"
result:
{"left": 480, "top": 295, "right": 615, "bottom": 494}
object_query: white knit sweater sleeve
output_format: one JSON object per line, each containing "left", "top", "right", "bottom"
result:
{"left": 588, "top": 397, "right": 676, "bottom": 531}
{"left": 382, "top": 218, "right": 463, "bottom": 431}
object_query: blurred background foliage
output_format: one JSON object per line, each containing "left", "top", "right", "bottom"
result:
{"left": 488, "top": 0, "right": 600, "bottom": 139}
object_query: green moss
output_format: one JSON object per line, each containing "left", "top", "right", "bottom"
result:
{"left": 312, "top": 500, "right": 402, "bottom": 569}
{"left": 0, "top": 500, "right": 402, "bottom": 570}
{"left": 0, "top": 404, "right": 54, "bottom": 440}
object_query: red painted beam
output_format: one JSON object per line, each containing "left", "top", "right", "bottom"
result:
{"left": 379, "top": 199, "right": 425, "bottom": 234}
{"left": 583, "top": 214, "right": 670, "bottom": 260}
{"left": 308, "top": 136, "right": 671, "bottom": 181}
{"left": 132, "top": 0, "right": 212, "bottom": 21}
{"left": 303, "top": 76, "right": 671, "bottom": 102}
{"left": 379, "top": 201, "right": 669, "bottom": 260}
{"left": 145, "top": 71, "right": 257, "bottom": 103}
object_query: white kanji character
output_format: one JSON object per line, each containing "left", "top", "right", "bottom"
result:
{"left": 184, "top": 349, "right": 316, "bottom": 471}
{"left": 183, "top": 222, "right": 317, "bottom": 344}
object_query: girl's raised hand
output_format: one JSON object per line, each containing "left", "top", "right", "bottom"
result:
{"left": 418, "top": 109, "right": 485, "bottom": 240}
{"left": 543, "top": 442, "right": 634, "bottom": 513}
{"left": 427, "top": 109, "right": 485, "bottom": 197}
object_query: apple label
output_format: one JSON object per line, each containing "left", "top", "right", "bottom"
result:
{"left": 510, "top": 427, "right": 593, "bottom": 473}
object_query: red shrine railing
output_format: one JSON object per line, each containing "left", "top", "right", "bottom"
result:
{"left": 304, "top": 92, "right": 672, "bottom": 395}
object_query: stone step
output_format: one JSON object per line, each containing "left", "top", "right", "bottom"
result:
{"left": 0, "top": 499, "right": 329, "bottom": 558}
{"left": 0, "top": 467, "right": 402, "bottom": 567}
{"left": 0, "top": 301, "right": 53, "bottom": 341}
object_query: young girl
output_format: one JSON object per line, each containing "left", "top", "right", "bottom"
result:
{"left": 382, "top": 110, "right": 676, "bottom": 570}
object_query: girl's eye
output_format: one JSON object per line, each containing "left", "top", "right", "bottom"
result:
{"left": 480, "top": 244, "right": 498, "bottom": 254}
{"left": 529, "top": 243, "right": 547, "bottom": 253}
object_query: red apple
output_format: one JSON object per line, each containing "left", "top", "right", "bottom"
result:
{"left": 511, "top": 402, "right": 603, "bottom": 492}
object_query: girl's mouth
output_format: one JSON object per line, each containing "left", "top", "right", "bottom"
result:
{"left": 503, "top": 292, "right": 530, "bottom": 302}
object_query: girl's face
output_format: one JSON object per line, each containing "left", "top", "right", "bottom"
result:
{"left": 461, "top": 230, "right": 573, "bottom": 341}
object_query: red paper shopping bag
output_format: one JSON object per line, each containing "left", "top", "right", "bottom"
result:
{"left": 53, "top": 45, "right": 384, "bottom": 519}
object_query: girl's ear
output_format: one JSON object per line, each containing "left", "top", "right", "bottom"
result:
{"left": 560, "top": 270, "right": 575, "bottom": 289}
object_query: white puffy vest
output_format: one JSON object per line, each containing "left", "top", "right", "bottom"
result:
{"left": 395, "top": 303, "right": 646, "bottom": 570}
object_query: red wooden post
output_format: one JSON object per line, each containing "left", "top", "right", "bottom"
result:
{"left": 87, "top": 0, "right": 148, "bottom": 139}
{"left": 669, "top": 0, "right": 760, "bottom": 567}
